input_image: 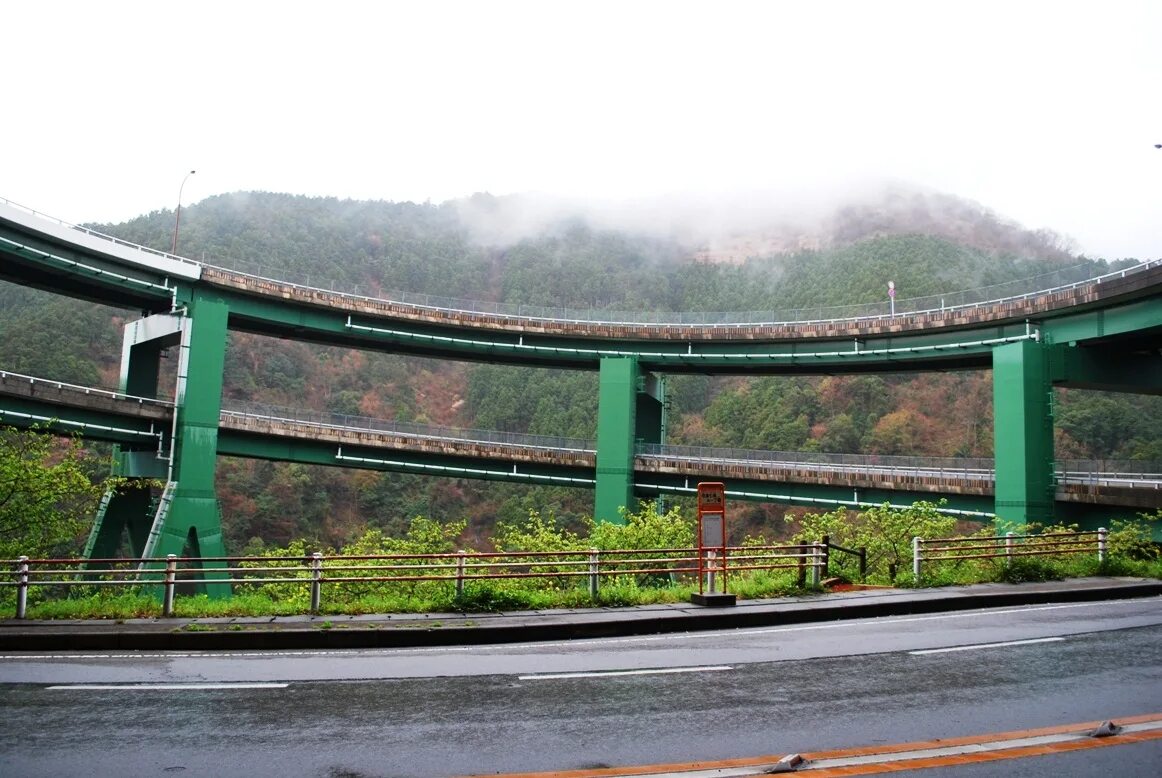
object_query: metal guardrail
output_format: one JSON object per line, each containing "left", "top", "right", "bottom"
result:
{"left": 221, "top": 404, "right": 1162, "bottom": 487}
{"left": 222, "top": 401, "right": 593, "bottom": 453}
{"left": 638, "top": 444, "right": 1162, "bottom": 486}
{"left": 639, "top": 443, "right": 994, "bottom": 478}
{"left": 913, "top": 529, "right": 1108, "bottom": 579}
{"left": 2, "top": 544, "right": 827, "bottom": 618}
{"left": 0, "top": 195, "right": 202, "bottom": 271}
{"left": 4, "top": 193, "right": 1158, "bottom": 327}
{"left": 0, "top": 369, "right": 174, "bottom": 407}
{"left": 210, "top": 256, "right": 1161, "bottom": 327}
{"left": 0, "top": 370, "right": 1158, "bottom": 488}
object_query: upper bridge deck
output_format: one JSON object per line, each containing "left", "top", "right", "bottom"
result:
{"left": 2, "top": 197, "right": 1159, "bottom": 374}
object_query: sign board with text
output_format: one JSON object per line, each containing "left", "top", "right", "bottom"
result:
{"left": 696, "top": 482, "right": 727, "bottom": 595}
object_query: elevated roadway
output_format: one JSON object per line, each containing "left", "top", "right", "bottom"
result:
{"left": 3, "top": 370, "right": 1158, "bottom": 516}
{"left": 1, "top": 195, "right": 1159, "bottom": 568}
{"left": 2, "top": 197, "right": 1160, "bottom": 375}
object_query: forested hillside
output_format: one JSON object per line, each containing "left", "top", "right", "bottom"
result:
{"left": 1, "top": 188, "right": 1158, "bottom": 550}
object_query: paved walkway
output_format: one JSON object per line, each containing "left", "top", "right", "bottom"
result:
{"left": 2, "top": 577, "right": 1159, "bottom": 652}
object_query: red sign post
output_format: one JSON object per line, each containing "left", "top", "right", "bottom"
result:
{"left": 692, "top": 482, "right": 736, "bottom": 606}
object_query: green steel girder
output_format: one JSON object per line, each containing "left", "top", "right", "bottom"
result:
{"left": 0, "top": 234, "right": 173, "bottom": 312}
{"left": 219, "top": 426, "right": 999, "bottom": 514}
{"left": 1042, "top": 298, "right": 1162, "bottom": 346}
{"left": 217, "top": 430, "right": 598, "bottom": 487}
{"left": 1055, "top": 502, "right": 1162, "bottom": 541}
{"left": 1049, "top": 343, "right": 1162, "bottom": 395}
{"left": 0, "top": 396, "right": 165, "bottom": 445}
{"left": 218, "top": 293, "right": 1039, "bottom": 373}
{"left": 5, "top": 392, "right": 1153, "bottom": 532}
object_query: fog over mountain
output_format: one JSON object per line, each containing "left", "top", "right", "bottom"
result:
{"left": 452, "top": 182, "right": 1080, "bottom": 264}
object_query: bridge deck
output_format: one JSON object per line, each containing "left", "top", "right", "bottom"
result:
{"left": 2, "top": 372, "right": 1158, "bottom": 510}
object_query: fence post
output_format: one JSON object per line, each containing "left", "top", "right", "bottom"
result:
{"left": 796, "top": 543, "right": 806, "bottom": 587}
{"left": 820, "top": 535, "right": 830, "bottom": 578}
{"left": 1097, "top": 527, "right": 1108, "bottom": 564}
{"left": 810, "top": 543, "right": 822, "bottom": 586}
{"left": 16, "top": 556, "right": 29, "bottom": 620}
{"left": 309, "top": 552, "right": 323, "bottom": 613}
{"left": 1005, "top": 532, "right": 1015, "bottom": 567}
{"left": 455, "top": 550, "right": 466, "bottom": 600}
{"left": 912, "top": 536, "right": 922, "bottom": 580}
{"left": 588, "top": 548, "right": 600, "bottom": 599}
{"left": 162, "top": 554, "right": 178, "bottom": 617}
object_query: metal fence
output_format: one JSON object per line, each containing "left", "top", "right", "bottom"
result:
{"left": 222, "top": 401, "right": 594, "bottom": 453}
{"left": 208, "top": 255, "right": 1160, "bottom": 327}
{"left": 913, "top": 529, "right": 1107, "bottom": 578}
{"left": 3, "top": 543, "right": 827, "bottom": 618}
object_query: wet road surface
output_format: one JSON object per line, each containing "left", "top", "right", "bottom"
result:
{"left": 1, "top": 598, "right": 1159, "bottom": 777}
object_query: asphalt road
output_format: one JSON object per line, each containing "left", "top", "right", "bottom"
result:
{"left": 1, "top": 597, "right": 1160, "bottom": 777}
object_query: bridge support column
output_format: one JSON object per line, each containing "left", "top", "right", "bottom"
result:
{"left": 83, "top": 485, "right": 155, "bottom": 559}
{"left": 159, "top": 292, "right": 230, "bottom": 596}
{"left": 84, "top": 292, "right": 230, "bottom": 597}
{"left": 992, "top": 339, "right": 1056, "bottom": 528}
{"left": 594, "top": 357, "right": 665, "bottom": 523}
{"left": 83, "top": 314, "right": 184, "bottom": 560}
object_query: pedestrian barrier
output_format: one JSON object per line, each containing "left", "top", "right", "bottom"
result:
{"left": 913, "top": 529, "right": 1107, "bottom": 579}
{"left": 1, "top": 543, "right": 828, "bottom": 618}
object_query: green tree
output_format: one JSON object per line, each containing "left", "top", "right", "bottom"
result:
{"left": 0, "top": 427, "right": 115, "bottom": 558}
{"left": 789, "top": 501, "right": 956, "bottom": 583}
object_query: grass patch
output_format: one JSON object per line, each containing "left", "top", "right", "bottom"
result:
{"left": 24, "top": 593, "right": 161, "bottom": 620}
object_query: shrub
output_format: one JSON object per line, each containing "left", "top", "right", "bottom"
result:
{"left": 788, "top": 501, "right": 957, "bottom": 583}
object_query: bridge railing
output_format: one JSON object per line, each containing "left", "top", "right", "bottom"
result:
{"left": 2, "top": 544, "right": 825, "bottom": 618}
{"left": 218, "top": 406, "right": 1162, "bottom": 485}
{"left": 0, "top": 369, "right": 174, "bottom": 407}
{"left": 913, "top": 529, "right": 1107, "bottom": 579}
{"left": 205, "top": 256, "right": 1160, "bottom": 327}
{"left": 0, "top": 196, "right": 203, "bottom": 271}
{"left": 639, "top": 443, "right": 995, "bottom": 479}
{"left": 1056, "top": 460, "right": 1162, "bottom": 486}
{"left": 222, "top": 400, "right": 595, "bottom": 453}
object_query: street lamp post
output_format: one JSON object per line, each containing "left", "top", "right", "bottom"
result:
{"left": 171, "top": 170, "right": 196, "bottom": 256}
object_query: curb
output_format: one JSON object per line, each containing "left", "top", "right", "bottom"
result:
{"left": 3, "top": 580, "right": 1160, "bottom": 652}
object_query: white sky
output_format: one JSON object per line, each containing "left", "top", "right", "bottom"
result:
{"left": 3, "top": 0, "right": 1160, "bottom": 259}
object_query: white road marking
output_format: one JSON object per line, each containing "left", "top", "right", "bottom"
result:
{"left": 45, "top": 682, "right": 288, "bottom": 690}
{"left": 518, "top": 665, "right": 732, "bottom": 680}
{"left": 909, "top": 636, "right": 1066, "bottom": 655}
{"left": 1, "top": 597, "right": 1154, "bottom": 662}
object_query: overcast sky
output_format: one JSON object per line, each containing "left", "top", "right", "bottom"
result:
{"left": 4, "top": 1, "right": 1159, "bottom": 259}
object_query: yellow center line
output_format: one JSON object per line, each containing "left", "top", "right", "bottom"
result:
{"left": 468, "top": 713, "right": 1162, "bottom": 778}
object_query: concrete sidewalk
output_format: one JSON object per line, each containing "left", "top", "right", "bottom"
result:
{"left": 2, "top": 577, "right": 1159, "bottom": 652}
